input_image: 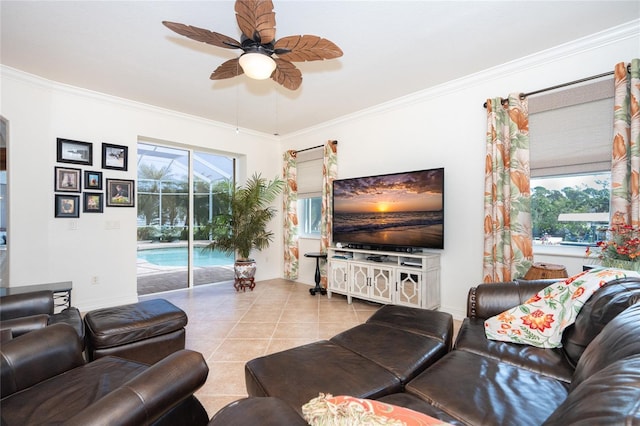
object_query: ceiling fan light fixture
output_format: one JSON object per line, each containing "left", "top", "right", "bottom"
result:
{"left": 239, "top": 52, "right": 276, "bottom": 80}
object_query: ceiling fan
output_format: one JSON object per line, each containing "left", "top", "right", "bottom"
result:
{"left": 162, "top": 0, "right": 343, "bottom": 90}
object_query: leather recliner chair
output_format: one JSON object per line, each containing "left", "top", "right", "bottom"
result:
{"left": 0, "top": 290, "right": 84, "bottom": 341}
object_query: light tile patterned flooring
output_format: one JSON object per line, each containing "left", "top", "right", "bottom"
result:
{"left": 140, "top": 278, "right": 384, "bottom": 419}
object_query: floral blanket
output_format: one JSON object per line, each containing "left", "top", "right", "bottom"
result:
{"left": 484, "top": 268, "right": 640, "bottom": 348}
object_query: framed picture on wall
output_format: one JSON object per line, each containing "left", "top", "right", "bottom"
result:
{"left": 57, "top": 138, "right": 93, "bottom": 165}
{"left": 55, "top": 194, "right": 80, "bottom": 218}
{"left": 54, "top": 166, "right": 81, "bottom": 192}
{"left": 83, "top": 192, "right": 104, "bottom": 213}
{"left": 84, "top": 170, "right": 103, "bottom": 190}
{"left": 102, "top": 143, "right": 128, "bottom": 171}
{"left": 106, "top": 178, "right": 134, "bottom": 207}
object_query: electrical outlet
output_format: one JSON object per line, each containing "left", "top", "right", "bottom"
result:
{"left": 90, "top": 276, "right": 99, "bottom": 285}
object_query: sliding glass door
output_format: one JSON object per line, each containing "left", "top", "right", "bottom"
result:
{"left": 136, "top": 142, "right": 235, "bottom": 295}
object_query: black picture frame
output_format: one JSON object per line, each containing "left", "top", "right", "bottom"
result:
{"left": 57, "top": 138, "right": 93, "bottom": 165}
{"left": 55, "top": 194, "right": 80, "bottom": 218}
{"left": 54, "top": 166, "right": 81, "bottom": 192}
{"left": 102, "top": 143, "right": 128, "bottom": 171}
{"left": 84, "top": 170, "right": 103, "bottom": 190}
{"left": 106, "top": 178, "right": 135, "bottom": 207}
{"left": 83, "top": 192, "right": 104, "bottom": 213}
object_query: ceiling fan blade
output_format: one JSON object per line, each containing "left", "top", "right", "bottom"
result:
{"left": 210, "top": 58, "right": 244, "bottom": 80}
{"left": 163, "top": 21, "right": 241, "bottom": 49}
{"left": 272, "top": 58, "right": 302, "bottom": 90}
{"left": 274, "top": 35, "right": 343, "bottom": 62}
{"left": 235, "top": 0, "right": 276, "bottom": 44}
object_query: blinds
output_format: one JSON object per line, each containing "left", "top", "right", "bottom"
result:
{"left": 296, "top": 148, "right": 323, "bottom": 197}
{"left": 529, "top": 78, "right": 614, "bottom": 177}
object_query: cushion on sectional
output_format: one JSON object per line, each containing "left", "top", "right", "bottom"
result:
{"left": 455, "top": 318, "right": 574, "bottom": 382}
{"left": 571, "top": 303, "right": 640, "bottom": 390}
{"left": 366, "top": 305, "right": 453, "bottom": 350}
{"left": 330, "top": 323, "right": 448, "bottom": 383}
{"left": 302, "top": 393, "right": 452, "bottom": 426}
{"left": 542, "top": 356, "right": 640, "bottom": 425}
{"left": 405, "top": 350, "right": 570, "bottom": 426}
{"left": 560, "top": 277, "right": 640, "bottom": 367}
{"left": 245, "top": 340, "right": 402, "bottom": 414}
{"left": 377, "top": 393, "right": 466, "bottom": 426}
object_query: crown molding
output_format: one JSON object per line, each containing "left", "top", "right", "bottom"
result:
{"left": 283, "top": 19, "right": 640, "bottom": 140}
{"left": 0, "top": 65, "right": 278, "bottom": 141}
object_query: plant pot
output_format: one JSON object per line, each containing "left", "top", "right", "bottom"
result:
{"left": 234, "top": 259, "right": 256, "bottom": 291}
{"left": 601, "top": 258, "right": 640, "bottom": 273}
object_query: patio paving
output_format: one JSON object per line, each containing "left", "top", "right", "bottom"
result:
{"left": 137, "top": 260, "right": 235, "bottom": 295}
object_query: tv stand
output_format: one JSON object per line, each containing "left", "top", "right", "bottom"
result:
{"left": 327, "top": 247, "right": 440, "bottom": 309}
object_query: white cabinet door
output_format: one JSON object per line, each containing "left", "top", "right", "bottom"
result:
{"left": 396, "top": 269, "right": 423, "bottom": 308}
{"left": 369, "top": 266, "right": 394, "bottom": 303}
{"left": 328, "top": 260, "right": 349, "bottom": 295}
{"left": 349, "top": 263, "right": 393, "bottom": 303}
{"left": 350, "top": 263, "right": 370, "bottom": 298}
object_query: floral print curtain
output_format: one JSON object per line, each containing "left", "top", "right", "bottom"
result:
{"left": 283, "top": 150, "right": 299, "bottom": 280}
{"left": 320, "top": 140, "right": 338, "bottom": 287}
{"left": 610, "top": 59, "right": 640, "bottom": 227}
{"left": 483, "top": 94, "right": 533, "bottom": 282}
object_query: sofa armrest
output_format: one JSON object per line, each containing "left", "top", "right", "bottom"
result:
{"left": 0, "top": 290, "right": 54, "bottom": 320}
{"left": 0, "top": 314, "right": 49, "bottom": 338}
{"left": 63, "top": 349, "right": 209, "bottom": 426}
{"left": 0, "top": 323, "right": 84, "bottom": 398}
{"left": 466, "top": 281, "right": 552, "bottom": 319}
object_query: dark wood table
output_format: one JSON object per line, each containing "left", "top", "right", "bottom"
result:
{"left": 304, "top": 252, "right": 327, "bottom": 296}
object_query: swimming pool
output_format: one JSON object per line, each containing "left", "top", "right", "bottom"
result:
{"left": 137, "top": 247, "right": 233, "bottom": 267}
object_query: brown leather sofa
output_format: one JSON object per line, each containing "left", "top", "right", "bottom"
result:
{"left": 0, "top": 290, "right": 84, "bottom": 341}
{"left": 209, "top": 277, "right": 640, "bottom": 425}
{"left": 0, "top": 323, "right": 210, "bottom": 426}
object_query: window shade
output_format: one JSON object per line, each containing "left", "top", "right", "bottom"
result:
{"left": 529, "top": 78, "right": 614, "bottom": 177}
{"left": 296, "top": 148, "right": 323, "bottom": 197}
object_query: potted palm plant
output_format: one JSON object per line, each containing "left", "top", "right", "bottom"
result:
{"left": 204, "top": 173, "right": 284, "bottom": 291}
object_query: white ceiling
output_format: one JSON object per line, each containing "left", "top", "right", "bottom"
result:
{"left": 1, "top": 1, "right": 639, "bottom": 136}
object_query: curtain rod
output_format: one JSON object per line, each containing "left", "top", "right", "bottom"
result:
{"left": 295, "top": 140, "right": 338, "bottom": 154}
{"left": 482, "top": 64, "right": 630, "bottom": 109}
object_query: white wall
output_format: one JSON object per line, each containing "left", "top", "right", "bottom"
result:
{"left": 0, "top": 69, "right": 281, "bottom": 311}
{"left": 282, "top": 22, "right": 639, "bottom": 319}
{"left": 2, "top": 21, "right": 637, "bottom": 316}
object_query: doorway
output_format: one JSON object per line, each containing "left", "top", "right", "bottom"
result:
{"left": 136, "top": 141, "right": 235, "bottom": 295}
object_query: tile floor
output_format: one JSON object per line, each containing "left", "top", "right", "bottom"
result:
{"left": 140, "top": 278, "right": 385, "bottom": 419}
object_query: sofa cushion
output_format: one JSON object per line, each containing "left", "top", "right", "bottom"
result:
{"left": 365, "top": 305, "right": 453, "bottom": 350}
{"left": 405, "top": 350, "right": 570, "bottom": 426}
{"left": 1, "top": 356, "right": 147, "bottom": 425}
{"left": 302, "top": 393, "right": 452, "bottom": 425}
{"left": 245, "top": 340, "right": 402, "bottom": 414}
{"left": 560, "top": 277, "right": 640, "bottom": 367}
{"left": 542, "top": 356, "right": 640, "bottom": 425}
{"left": 571, "top": 303, "right": 640, "bottom": 390}
{"left": 330, "top": 323, "right": 448, "bottom": 383}
{"left": 455, "top": 318, "right": 574, "bottom": 382}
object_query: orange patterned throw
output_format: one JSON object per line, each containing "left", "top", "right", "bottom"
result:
{"left": 302, "top": 393, "right": 451, "bottom": 426}
{"left": 485, "top": 268, "right": 640, "bottom": 348}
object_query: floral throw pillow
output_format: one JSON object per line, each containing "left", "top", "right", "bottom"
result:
{"left": 302, "top": 393, "right": 451, "bottom": 426}
{"left": 484, "top": 268, "right": 640, "bottom": 348}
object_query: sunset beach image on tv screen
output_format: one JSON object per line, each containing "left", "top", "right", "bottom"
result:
{"left": 332, "top": 168, "right": 444, "bottom": 249}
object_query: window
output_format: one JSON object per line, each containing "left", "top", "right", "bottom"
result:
{"left": 531, "top": 172, "right": 610, "bottom": 246}
{"left": 529, "top": 78, "right": 613, "bottom": 246}
{"left": 298, "top": 196, "right": 322, "bottom": 237}
{"left": 296, "top": 149, "right": 323, "bottom": 238}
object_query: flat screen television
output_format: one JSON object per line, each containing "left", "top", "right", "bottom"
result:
{"left": 332, "top": 168, "right": 444, "bottom": 250}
